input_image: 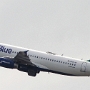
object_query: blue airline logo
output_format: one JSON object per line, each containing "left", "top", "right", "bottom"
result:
{"left": 0, "top": 45, "right": 12, "bottom": 54}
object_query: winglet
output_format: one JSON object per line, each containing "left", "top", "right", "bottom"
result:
{"left": 24, "top": 50, "right": 29, "bottom": 54}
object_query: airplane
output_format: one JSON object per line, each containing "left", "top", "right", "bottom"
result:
{"left": 0, "top": 43, "right": 90, "bottom": 77}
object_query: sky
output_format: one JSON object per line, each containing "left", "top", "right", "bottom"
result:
{"left": 0, "top": 0, "right": 90, "bottom": 90}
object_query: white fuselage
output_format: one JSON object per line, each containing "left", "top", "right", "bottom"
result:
{"left": 0, "top": 43, "right": 90, "bottom": 76}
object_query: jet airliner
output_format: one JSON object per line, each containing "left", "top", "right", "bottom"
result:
{"left": 0, "top": 43, "right": 90, "bottom": 77}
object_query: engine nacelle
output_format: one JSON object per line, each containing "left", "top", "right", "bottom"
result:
{"left": 28, "top": 68, "right": 37, "bottom": 76}
{"left": 0, "top": 57, "right": 15, "bottom": 69}
{"left": 18, "top": 64, "right": 28, "bottom": 72}
{"left": 18, "top": 64, "right": 40, "bottom": 77}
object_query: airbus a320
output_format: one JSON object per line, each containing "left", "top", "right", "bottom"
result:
{"left": 0, "top": 43, "right": 90, "bottom": 77}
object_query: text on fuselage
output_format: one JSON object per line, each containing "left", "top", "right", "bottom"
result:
{"left": 0, "top": 45, "right": 12, "bottom": 54}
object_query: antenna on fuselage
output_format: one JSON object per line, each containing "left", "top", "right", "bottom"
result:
{"left": 61, "top": 54, "right": 63, "bottom": 56}
{"left": 46, "top": 51, "right": 56, "bottom": 55}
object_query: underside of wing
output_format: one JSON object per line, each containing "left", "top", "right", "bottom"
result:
{"left": 14, "top": 51, "right": 36, "bottom": 66}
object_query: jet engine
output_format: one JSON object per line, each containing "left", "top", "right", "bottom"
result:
{"left": 18, "top": 64, "right": 40, "bottom": 77}
{"left": 0, "top": 56, "right": 40, "bottom": 77}
{"left": 18, "top": 64, "right": 28, "bottom": 72}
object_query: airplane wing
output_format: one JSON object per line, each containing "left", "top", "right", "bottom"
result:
{"left": 0, "top": 51, "right": 40, "bottom": 77}
{"left": 14, "top": 51, "right": 35, "bottom": 66}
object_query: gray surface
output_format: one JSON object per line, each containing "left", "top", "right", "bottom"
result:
{"left": 0, "top": 0, "right": 90, "bottom": 90}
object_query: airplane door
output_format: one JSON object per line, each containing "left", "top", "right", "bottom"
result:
{"left": 80, "top": 62, "right": 87, "bottom": 72}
